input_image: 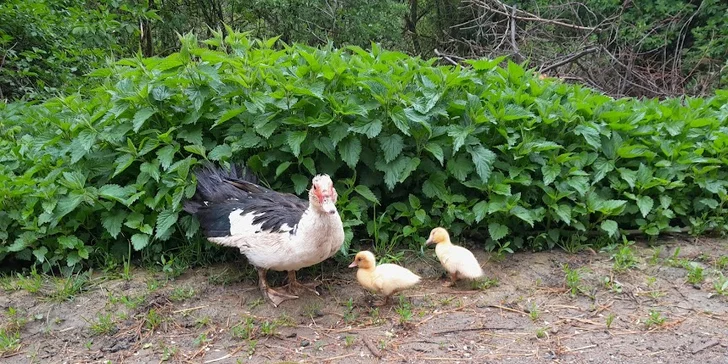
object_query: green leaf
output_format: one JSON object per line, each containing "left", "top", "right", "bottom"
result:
{"left": 423, "top": 173, "right": 448, "bottom": 199}
{"left": 133, "top": 107, "right": 155, "bottom": 132}
{"left": 600, "top": 220, "right": 619, "bottom": 237}
{"left": 275, "top": 162, "right": 292, "bottom": 177}
{"left": 99, "top": 184, "right": 137, "bottom": 206}
{"left": 32, "top": 247, "right": 48, "bottom": 263}
{"left": 302, "top": 157, "right": 316, "bottom": 175}
{"left": 598, "top": 200, "right": 627, "bottom": 215}
{"left": 636, "top": 163, "right": 652, "bottom": 186}
{"left": 567, "top": 176, "right": 589, "bottom": 196}
{"left": 379, "top": 134, "right": 404, "bottom": 163}
{"left": 62, "top": 171, "right": 86, "bottom": 190}
{"left": 208, "top": 144, "right": 232, "bottom": 161}
{"left": 408, "top": 194, "right": 421, "bottom": 209}
{"left": 592, "top": 158, "right": 614, "bottom": 184}
{"left": 448, "top": 126, "right": 471, "bottom": 155}
{"left": 113, "top": 154, "right": 135, "bottom": 177}
{"left": 214, "top": 106, "right": 246, "bottom": 126}
{"left": 637, "top": 195, "right": 654, "bottom": 218}
{"left": 469, "top": 145, "right": 497, "bottom": 183}
{"left": 55, "top": 192, "right": 84, "bottom": 219}
{"left": 447, "top": 154, "right": 473, "bottom": 181}
{"left": 140, "top": 161, "right": 161, "bottom": 182}
{"left": 619, "top": 168, "right": 637, "bottom": 189}
{"left": 155, "top": 209, "right": 179, "bottom": 238}
{"left": 510, "top": 206, "right": 536, "bottom": 227}
{"left": 574, "top": 124, "right": 601, "bottom": 149}
{"left": 553, "top": 204, "right": 572, "bottom": 225}
{"left": 415, "top": 209, "right": 427, "bottom": 224}
{"left": 350, "top": 120, "right": 383, "bottom": 138}
{"left": 184, "top": 144, "right": 206, "bottom": 158}
{"left": 542, "top": 165, "right": 560, "bottom": 185}
{"left": 424, "top": 142, "right": 444, "bottom": 165}
{"left": 473, "top": 201, "right": 488, "bottom": 222}
{"left": 77, "top": 128, "right": 97, "bottom": 152}
{"left": 355, "top": 185, "right": 379, "bottom": 204}
{"left": 338, "top": 136, "right": 362, "bottom": 168}
{"left": 328, "top": 123, "right": 350, "bottom": 146}
{"left": 58, "top": 235, "right": 83, "bottom": 250}
{"left": 287, "top": 130, "right": 307, "bottom": 157}
{"left": 66, "top": 252, "right": 82, "bottom": 267}
{"left": 131, "top": 233, "right": 150, "bottom": 251}
{"left": 389, "top": 107, "right": 411, "bottom": 136}
{"left": 488, "top": 222, "right": 508, "bottom": 241}
{"left": 157, "top": 145, "right": 177, "bottom": 170}
{"left": 291, "top": 174, "right": 309, "bottom": 195}
{"left": 102, "top": 211, "right": 127, "bottom": 238}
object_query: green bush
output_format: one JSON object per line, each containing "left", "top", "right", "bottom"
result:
{"left": 1, "top": 30, "right": 727, "bottom": 270}
{"left": 0, "top": 0, "right": 155, "bottom": 100}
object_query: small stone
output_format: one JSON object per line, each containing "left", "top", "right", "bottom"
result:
{"left": 300, "top": 340, "right": 310, "bottom": 347}
{"left": 286, "top": 332, "right": 297, "bottom": 338}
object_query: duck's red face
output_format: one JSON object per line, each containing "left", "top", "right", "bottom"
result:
{"left": 310, "top": 175, "right": 338, "bottom": 215}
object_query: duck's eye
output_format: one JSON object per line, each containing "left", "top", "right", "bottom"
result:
{"left": 313, "top": 185, "right": 318, "bottom": 190}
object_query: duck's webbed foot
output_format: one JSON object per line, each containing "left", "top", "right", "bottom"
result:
{"left": 257, "top": 268, "right": 298, "bottom": 307}
{"left": 283, "top": 270, "right": 321, "bottom": 296}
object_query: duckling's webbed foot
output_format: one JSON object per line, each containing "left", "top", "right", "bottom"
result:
{"left": 442, "top": 272, "right": 458, "bottom": 287}
{"left": 257, "top": 268, "right": 298, "bottom": 307}
{"left": 283, "top": 270, "right": 321, "bottom": 296}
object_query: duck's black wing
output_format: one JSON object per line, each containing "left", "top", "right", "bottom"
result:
{"left": 183, "top": 164, "right": 309, "bottom": 237}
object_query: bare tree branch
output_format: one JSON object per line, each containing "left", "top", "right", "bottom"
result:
{"left": 540, "top": 46, "right": 600, "bottom": 73}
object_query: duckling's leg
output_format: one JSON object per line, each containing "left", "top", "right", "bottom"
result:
{"left": 283, "top": 270, "right": 321, "bottom": 296}
{"left": 442, "top": 272, "right": 458, "bottom": 287}
{"left": 373, "top": 295, "right": 391, "bottom": 307}
{"left": 257, "top": 268, "right": 298, "bottom": 307}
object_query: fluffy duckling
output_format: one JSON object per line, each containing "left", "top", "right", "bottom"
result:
{"left": 426, "top": 227, "right": 484, "bottom": 287}
{"left": 348, "top": 250, "right": 421, "bottom": 306}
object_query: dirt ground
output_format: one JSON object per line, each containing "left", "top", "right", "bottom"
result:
{"left": 1, "top": 237, "right": 727, "bottom": 363}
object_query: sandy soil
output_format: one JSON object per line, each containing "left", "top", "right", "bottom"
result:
{"left": 1, "top": 237, "right": 727, "bottom": 363}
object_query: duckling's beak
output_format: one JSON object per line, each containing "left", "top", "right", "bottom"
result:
{"left": 425, "top": 238, "right": 435, "bottom": 246}
{"left": 348, "top": 260, "right": 358, "bottom": 268}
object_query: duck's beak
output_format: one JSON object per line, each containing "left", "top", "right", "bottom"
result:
{"left": 321, "top": 198, "right": 338, "bottom": 215}
{"left": 425, "top": 238, "right": 435, "bottom": 246}
{"left": 348, "top": 261, "right": 358, "bottom": 268}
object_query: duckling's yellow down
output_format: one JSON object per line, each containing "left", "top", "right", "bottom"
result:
{"left": 349, "top": 251, "right": 421, "bottom": 301}
{"left": 426, "top": 227, "right": 484, "bottom": 281}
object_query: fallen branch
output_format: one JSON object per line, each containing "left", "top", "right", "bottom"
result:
{"left": 563, "top": 344, "right": 597, "bottom": 353}
{"left": 434, "top": 49, "right": 460, "bottom": 66}
{"left": 363, "top": 338, "right": 383, "bottom": 358}
{"left": 485, "top": 304, "right": 528, "bottom": 316}
{"left": 434, "top": 326, "right": 521, "bottom": 336}
{"left": 172, "top": 305, "right": 207, "bottom": 314}
{"left": 691, "top": 340, "right": 720, "bottom": 355}
{"left": 322, "top": 353, "right": 357, "bottom": 362}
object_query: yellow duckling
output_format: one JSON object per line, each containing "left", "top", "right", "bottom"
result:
{"left": 348, "top": 250, "right": 421, "bottom": 306}
{"left": 426, "top": 227, "right": 484, "bottom": 287}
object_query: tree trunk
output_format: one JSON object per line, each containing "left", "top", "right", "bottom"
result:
{"left": 141, "top": 0, "right": 156, "bottom": 57}
{"left": 407, "top": 0, "right": 421, "bottom": 54}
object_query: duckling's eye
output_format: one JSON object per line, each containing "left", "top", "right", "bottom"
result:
{"left": 313, "top": 185, "right": 318, "bottom": 190}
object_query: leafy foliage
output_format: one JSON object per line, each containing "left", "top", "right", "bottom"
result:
{"left": 0, "top": 0, "right": 157, "bottom": 100}
{"left": 1, "top": 31, "right": 727, "bottom": 269}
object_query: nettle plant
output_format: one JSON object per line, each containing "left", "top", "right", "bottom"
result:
{"left": 1, "top": 29, "right": 727, "bottom": 270}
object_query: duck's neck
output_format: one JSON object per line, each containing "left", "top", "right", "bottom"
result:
{"left": 293, "top": 205, "right": 342, "bottom": 240}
